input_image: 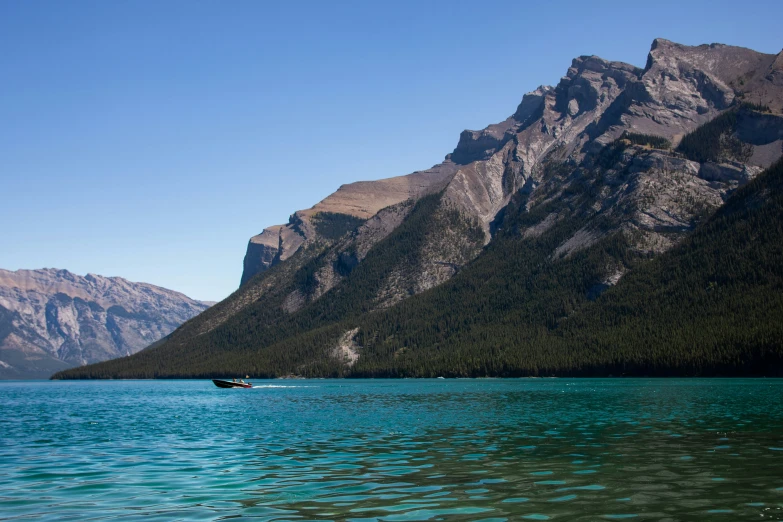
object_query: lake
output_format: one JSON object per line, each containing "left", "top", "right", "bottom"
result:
{"left": 1, "top": 379, "right": 782, "bottom": 521}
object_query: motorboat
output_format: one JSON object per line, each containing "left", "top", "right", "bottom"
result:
{"left": 212, "top": 379, "right": 252, "bottom": 388}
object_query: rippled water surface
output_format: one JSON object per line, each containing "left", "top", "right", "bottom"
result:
{"left": 1, "top": 379, "right": 782, "bottom": 521}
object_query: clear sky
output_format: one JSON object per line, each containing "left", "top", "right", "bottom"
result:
{"left": 2, "top": 0, "right": 782, "bottom": 302}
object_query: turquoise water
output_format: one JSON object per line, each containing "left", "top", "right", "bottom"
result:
{"left": 1, "top": 379, "right": 782, "bottom": 521}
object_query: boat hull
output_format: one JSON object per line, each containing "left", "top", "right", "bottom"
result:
{"left": 212, "top": 379, "right": 252, "bottom": 388}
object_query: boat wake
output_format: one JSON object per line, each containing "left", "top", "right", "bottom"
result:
{"left": 252, "top": 384, "right": 311, "bottom": 388}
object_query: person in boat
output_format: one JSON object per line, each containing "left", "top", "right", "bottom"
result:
{"left": 232, "top": 378, "right": 237, "bottom": 382}
{"left": 240, "top": 379, "right": 245, "bottom": 384}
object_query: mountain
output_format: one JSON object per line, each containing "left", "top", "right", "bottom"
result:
{"left": 0, "top": 269, "right": 212, "bottom": 379}
{"left": 239, "top": 39, "right": 783, "bottom": 287}
{"left": 53, "top": 39, "right": 783, "bottom": 380}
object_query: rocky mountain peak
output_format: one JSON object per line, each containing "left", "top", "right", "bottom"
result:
{"left": 0, "top": 268, "right": 212, "bottom": 378}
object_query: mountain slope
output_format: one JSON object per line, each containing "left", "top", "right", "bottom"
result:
{"left": 348, "top": 156, "right": 783, "bottom": 377}
{"left": 52, "top": 39, "right": 783, "bottom": 379}
{"left": 557, "top": 157, "right": 783, "bottom": 375}
{"left": 0, "top": 269, "right": 212, "bottom": 379}
{"left": 52, "top": 157, "right": 783, "bottom": 379}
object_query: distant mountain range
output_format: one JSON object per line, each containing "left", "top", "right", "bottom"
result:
{"left": 0, "top": 269, "right": 212, "bottom": 379}
{"left": 55, "top": 39, "right": 783, "bottom": 379}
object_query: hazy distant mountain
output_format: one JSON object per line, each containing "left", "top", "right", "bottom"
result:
{"left": 0, "top": 268, "right": 212, "bottom": 378}
{"left": 55, "top": 39, "right": 783, "bottom": 379}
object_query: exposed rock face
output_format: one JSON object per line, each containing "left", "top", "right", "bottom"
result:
{"left": 436, "top": 42, "right": 782, "bottom": 244}
{"left": 234, "top": 38, "right": 783, "bottom": 325}
{"left": 240, "top": 162, "right": 455, "bottom": 284}
{"left": 444, "top": 40, "right": 782, "bottom": 254}
{"left": 333, "top": 327, "right": 360, "bottom": 367}
{"left": 240, "top": 226, "right": 282, "bottom": 286}
{"left": 0, "top": 269, "right": 212, "bottom": 378}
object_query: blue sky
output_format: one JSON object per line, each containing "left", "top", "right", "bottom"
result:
{"left": 2, "top": 0, "right": 782, "bottom": 302}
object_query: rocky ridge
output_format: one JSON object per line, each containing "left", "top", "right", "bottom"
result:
{"left": 240, "top": 39, "right": 783, "bottom": 294}
{"left": 0, "top": 268, "right": 212, "bottom": 378}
